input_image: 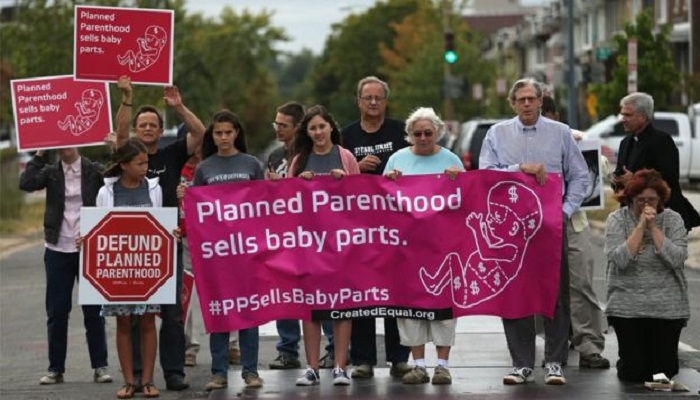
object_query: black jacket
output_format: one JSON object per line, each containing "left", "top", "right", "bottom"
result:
{"left": 19, "top": 155, "right": 104, "bottom": 245}
{"left": 616, "top": 123, "right": 700, "bottom": 231}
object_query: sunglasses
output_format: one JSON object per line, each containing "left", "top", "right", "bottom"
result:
{"left": 412, "top": 130, "right": 434, "bottom": 138}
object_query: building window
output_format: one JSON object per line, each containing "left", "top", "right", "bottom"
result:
{"left": 656, "top": 0, "right": 668, "bottom": 23}
{"left": 606, "top": 0, "right": 620, "bottom": 35}
{"left": 581, "top": 13, "right": 592, "bottom": 48}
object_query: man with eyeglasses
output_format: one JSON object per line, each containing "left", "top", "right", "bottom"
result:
{"left": 612, "top": 92, "right": 700, "bottom": 231}
{"left": 267, "top": 102, "right": 305, "bottom": 180}
{"left": 342, "top": 76, "right": 412, "bottom": 379}
{"left": 479, "top": 78, "right": 589, "bottom": 386}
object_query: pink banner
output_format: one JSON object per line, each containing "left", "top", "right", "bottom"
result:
{"left": 184, "top": 171, "right": 563, "bottom": 333}
{"left": 11, "top": 76, "right": 112, "bottom": 152}
{"left": 74, "top": 6, "right": 174, "bottom": 85}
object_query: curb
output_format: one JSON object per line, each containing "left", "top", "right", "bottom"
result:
{"left": 0, "top": 229, "right": 44, "bottom": 258}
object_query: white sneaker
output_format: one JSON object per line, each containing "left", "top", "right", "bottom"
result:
{"left": 93, "top": 367, "right": 112, "bottom": 383}
{"left": 332, "top": 367, "right": 351, "bottom": 386}
{"left": 295, "top": 367, "right": 320, "bottom": 386}
{"left": 503, "top": 367, "right": 534, "bottom": 385}
{"left": 544, "top": 363, "right": 565, "bottom": 385}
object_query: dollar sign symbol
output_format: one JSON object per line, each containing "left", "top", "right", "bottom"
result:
{"left": 478, "top": 262, "right": 486, "bottom": 274}
{"left": 470, "top": 280, "right": 480, "bottom": 295}
{"left": 508, "top": 186, "right": 518, "bottom": 203}
{"left": 494, "top": 272, "right": 501, "bottom": 286}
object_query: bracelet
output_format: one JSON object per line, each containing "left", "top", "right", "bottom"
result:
{"left": 122, "top": 101, "right": 132, "bottom": 107}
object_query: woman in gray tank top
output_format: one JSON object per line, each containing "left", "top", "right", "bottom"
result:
{"left": 287, "top": 105, "right": 359, "bottom": 387}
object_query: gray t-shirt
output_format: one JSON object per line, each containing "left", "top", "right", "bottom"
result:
{"left": 304, "top": 145, "right": 343, "bottom": 175}
{"left": 113, "top": 180, "right": 152, "bottom": 207}
{"left": 193, "top": 153, "right": 264, "bottom": 186}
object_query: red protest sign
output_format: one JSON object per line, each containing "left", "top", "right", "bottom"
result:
{"left": 74, "top": 5, "right": 174, "bottom": 85}
{"left": 81, "top": 210, "right": 176, "bottom": 303}
{"left": 11, "top": 75, "right": 112, "bottom": 152}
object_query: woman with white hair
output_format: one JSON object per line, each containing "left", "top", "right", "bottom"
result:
{"left": 384, "top": 107, "right": 464, "bottom": 385}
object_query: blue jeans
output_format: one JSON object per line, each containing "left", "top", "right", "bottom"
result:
{"left": 322, "top": 320, "right": 334, "bottom": 354}
{"left": 134, "top": 243, "right": 186, "bottom": 379}
{"left": 275, "top": 320, "right": 334, "bottom": 358}
{"left": 44, "top": 248, "right": 108, "bottom": 373}
{"left": 210, "top": 328, "right": 259, "bottom": 377}
{"left": 275, "top": 320, "right": 299, "bottom": 358}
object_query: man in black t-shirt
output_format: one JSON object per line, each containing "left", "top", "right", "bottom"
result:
{"left": 115, "top": 76, "right": 205, "bottom": 391}
{"left": 267, "top": 102, "right": 304, "bottom": 179}
{"left": 341, "top": 76, "right": 411, "bottom": 379}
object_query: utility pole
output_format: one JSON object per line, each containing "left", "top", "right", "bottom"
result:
{"left": 567, "top": 0, "right": 578, "bottom": 128}
{"left": 442, "top": 0, "right": 454, "bottom": 121}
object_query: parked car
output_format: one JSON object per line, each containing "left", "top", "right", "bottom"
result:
{"left": 584, "top": 103, "right": 700, "bottom": 183}
{"left": 451, "top": 119, "right": 505, "bottom": 170}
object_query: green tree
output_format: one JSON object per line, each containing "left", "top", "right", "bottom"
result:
{"left": 589, "top": 9, "right": 679, "bottom": 116}
{"left": 271, "top": 49, "right": 318, "bottom": 102}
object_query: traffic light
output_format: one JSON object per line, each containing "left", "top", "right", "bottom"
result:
{"left": 444, "top": 32, "right": 458, "bottom": 64}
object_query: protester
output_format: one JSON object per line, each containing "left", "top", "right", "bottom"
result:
{"left": 342, "top": 76, "right": 411, "bottom": 378}
{"left": 384, "top": 107, "right": 463, "bottom": 385}
{"left": 289, "top": 105, "right": 359, "bottom": 386}
{"left": 480, "top": 78, "right": 589, "bottom": 385}
{"left": 19, "top": 148, "right": 111, "bottom": 386}
{"left": 612, "top": 92, "right": 700, "bottom": 231}
{"left": 115, "top": 75, "right": 205, "bottom": 391}
{"left": 96, "top": 138, "right": 162, "bottom": 399}
{"left": 266, "top": 101, "right": 304, "bottom": 370}
{"left": 173, "top": 124, "right": 202, "bottom": 368}
{"left": 605, "top": 169, "right": 689, "bottom": 382}
{"left": 540, "top": 97, "right": 610, "bottom": 369}
{"left": 190, "top": 110, "right": 265, "bottom": 392}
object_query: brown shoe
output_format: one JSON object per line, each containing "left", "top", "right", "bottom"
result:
{"left": 579, "top": 353, "right": 610, "bottom": 369}
{"left": 228, "top": 346, "right": 241, "bottom": 365}
{"left": 431, "top": 366, "right": 452, "bottom": 385}
{"left": 184, "top": 353, "right": 196, "bottom": 367}
{"left": 402, "top": 366, "right": 429, "bottom": 384}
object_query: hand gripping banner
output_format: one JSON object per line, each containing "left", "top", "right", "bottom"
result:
{"left": 184, "top": 171, "right": 563, "bottom": 333}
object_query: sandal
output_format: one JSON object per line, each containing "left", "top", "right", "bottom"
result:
{"left": 116, "top": 383, "right": 136, "bottom": 399}
{"left": 143, "top": 382, "right": 160, "bottom": 398}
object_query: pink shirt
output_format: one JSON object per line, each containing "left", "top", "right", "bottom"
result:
{"left": 46, "top": 157, "right": 82, "bottom": 253}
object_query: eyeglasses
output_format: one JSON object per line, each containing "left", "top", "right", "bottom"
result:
{"left": 412, "top": 130, "right": 434, "bottom": 138}
{"left": 514, "top": 96, "right": 538, "bottom": 105}
{"left": 634, "top": 196, "right": 660, "bottom": 206}
{"left": 271, "top": 122, "right": 290, "bottom": 130}
{"left": 358, "top": 95, "right": 387, "bottom": 103}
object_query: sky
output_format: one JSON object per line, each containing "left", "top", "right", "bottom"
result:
{"left": 184, "top": 0, "right": 550, "bottom": 55}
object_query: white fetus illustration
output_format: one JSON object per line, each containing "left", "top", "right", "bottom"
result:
{"left": 57, "top": 89, "right": 104, "bottom": 136}
{"left": 419, "top": 181, "right": 543, "bottom": 308}
{"left": 117, "top": 25, "right": 168, "bottom": 73}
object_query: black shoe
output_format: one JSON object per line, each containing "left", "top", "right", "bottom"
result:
{"left": 269, "top": 354, "right": 302, "bottom": 369}
{"left": 579, "top": 353, "right": 610, "bottom": 369}
{"left": 165, "top": 374, "right": 190, "bottom": 391}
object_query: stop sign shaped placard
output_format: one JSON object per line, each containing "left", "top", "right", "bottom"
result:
{"left": 82, "top": 210, "right": 174, "bottom": 302}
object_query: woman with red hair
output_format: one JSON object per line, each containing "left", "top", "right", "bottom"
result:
{"left": 604, "top": 169, "right": 689, "bottom": 383}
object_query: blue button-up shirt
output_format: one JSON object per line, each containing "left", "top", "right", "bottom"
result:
{"left": 479, "top": 116, "right": 589, "bottom": 218}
